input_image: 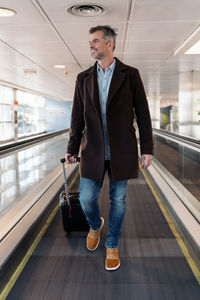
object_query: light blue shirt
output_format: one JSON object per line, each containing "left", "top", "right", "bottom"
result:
{"left": 97, "top": 59, "right": 116, "bottom": 160}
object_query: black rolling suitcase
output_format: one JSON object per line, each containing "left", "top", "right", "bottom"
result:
{"left": 59, "top": 158, "right": 89, "bottom": 233}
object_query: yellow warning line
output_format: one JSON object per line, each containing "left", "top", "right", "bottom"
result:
{"left": 140, "top": 165, "right": 200, "bottom": 285}
{"left": 0, "top": 168, "right": 79, "bottom": 300}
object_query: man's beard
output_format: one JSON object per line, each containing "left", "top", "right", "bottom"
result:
{"left": 90, "top": 48, "right": 105, "bottom": 60}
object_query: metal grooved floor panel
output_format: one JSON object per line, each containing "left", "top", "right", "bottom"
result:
{"left": 7, "top": 172, "right": 200, "bottom": 300}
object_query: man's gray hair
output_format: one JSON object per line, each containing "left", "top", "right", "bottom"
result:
{"left": 89, "top": 25, "right": 117, "bottom": 51}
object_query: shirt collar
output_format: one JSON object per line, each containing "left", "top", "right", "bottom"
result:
{"left": 97, "top": 58, "right": 116, "bottom": 74}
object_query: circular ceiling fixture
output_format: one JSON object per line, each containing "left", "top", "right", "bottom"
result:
{"left": 0, "top": 7, "right": 16, "bottom": 17}
{"left": 67, "top": 3, "right": 107, "bottom": 17}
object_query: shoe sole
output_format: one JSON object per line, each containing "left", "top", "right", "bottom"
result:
{"left": 105, "top": 261, "right": 120, "bottom": 271}
{"left": 87, "top": 217, "right": 104, "bottom": 251}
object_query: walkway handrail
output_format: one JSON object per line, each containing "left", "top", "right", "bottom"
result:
{"left": 153, "top": 128, "right": 200, "bottom": 152}
{"left": 0, "top": 129, "right": 69, "bottom": 156}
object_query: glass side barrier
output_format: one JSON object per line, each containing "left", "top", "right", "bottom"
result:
{"left": 153, "top": 130, "right": 200, "bottom": 202}
{"left": 0, "top": 134, "right": 68, "bottom": 216}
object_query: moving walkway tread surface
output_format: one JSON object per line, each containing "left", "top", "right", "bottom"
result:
{"left": 7, "top": 172, "right": 200, "bottom": 300}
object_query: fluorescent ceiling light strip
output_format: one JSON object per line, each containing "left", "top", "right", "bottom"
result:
{"left": 53, "top": 65, "right": 66, "bottom": 69}
{"left": 174, "top": 25, "right": 200, "bottom": 56}
{"left": 185, "top": 40, "right": 200, "bottom": 54}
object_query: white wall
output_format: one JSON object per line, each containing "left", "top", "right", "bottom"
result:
{"left": 45, "top": 98, "right": 72, "bottom": 132}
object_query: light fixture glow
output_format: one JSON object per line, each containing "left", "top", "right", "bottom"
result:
{"left": 173, "top": 25, "right": 200, "bottom": 56}
{"left": 53, "top": 65, "right": 66, "bottom": 69}
{"left": 185, "top": 40, "right": 200, "bottom": 54}
{"left": 0, "top": 7, "right": 16, "bottom": 17}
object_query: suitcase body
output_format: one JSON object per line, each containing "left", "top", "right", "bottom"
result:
{"left": 59, "top": 158, "right": 89, "bottom": 232}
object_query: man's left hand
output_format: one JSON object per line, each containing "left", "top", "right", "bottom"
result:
{"left": 141, "top": 154, "right": 152, "bottom": 169}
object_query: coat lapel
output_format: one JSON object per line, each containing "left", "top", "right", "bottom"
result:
{"left": 85, "top": 62, "right": 103, "bottom": 127}
{"left": 84, "top": 58, "right": 128, "bottom": 124}
{"left": 107, "top": 58, "right": 127, "bottom": 108}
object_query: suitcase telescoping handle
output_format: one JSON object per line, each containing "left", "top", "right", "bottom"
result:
{"left": 60, "top": 157, "right": 80, "bottom": 196}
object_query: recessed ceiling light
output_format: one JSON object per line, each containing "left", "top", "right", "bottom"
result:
{"left": 0, "top": 7, "right": 16, "bottom": 17}
{"left": 53, "top": 65, "right": 66, "bottom": 69}
{"left": 67, "top": 3, "right": 106, "bottom": 17}
{"left": 185, "top": 40, "right": 200, "bottom": 54}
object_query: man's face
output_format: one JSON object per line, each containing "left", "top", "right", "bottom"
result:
{"left": 89, "top": 30, "right": 111, "bottom": 60}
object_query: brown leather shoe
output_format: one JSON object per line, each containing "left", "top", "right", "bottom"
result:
{"left": 86, "top": 217, "right": 104, "bottom": 251}
{"left": 105, "top": 248, "right": 120, "bottom": 271}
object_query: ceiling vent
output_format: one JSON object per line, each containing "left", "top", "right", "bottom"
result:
{"left": 67, "top": 4, "right": 107, "bottom": 17}
{"left": 24, "top": 69, "right": 37, "bottom": 75}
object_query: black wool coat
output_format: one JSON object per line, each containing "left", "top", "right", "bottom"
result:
{"left": 67, "top": 58, "right": 153, "bottom": 182}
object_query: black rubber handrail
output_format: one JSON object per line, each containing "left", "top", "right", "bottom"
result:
{"left": 153, "top": 128, "right": 200, "bottom": 145}
{"left": 0, "top": 129, "right": 69, "bottom": 155}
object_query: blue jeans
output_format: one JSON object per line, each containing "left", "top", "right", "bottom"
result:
{"left": 79, "top": 161, "right": 127, "bottom": 249}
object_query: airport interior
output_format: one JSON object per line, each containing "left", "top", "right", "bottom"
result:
{"left": 0, "top": 0, "right": 200, "bottom": 299}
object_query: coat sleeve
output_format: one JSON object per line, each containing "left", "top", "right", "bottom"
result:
{"left": 67, "top": 76, "right": 85, "bottom": 155}
{"left": 133, "top": 69, "right": 154, "bottom": 155}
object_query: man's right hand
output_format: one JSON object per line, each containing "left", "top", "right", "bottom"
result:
{"left": 65, "top": 153, "right": 77, "bottom": 164}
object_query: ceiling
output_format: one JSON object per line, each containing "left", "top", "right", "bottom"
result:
{"left": 0, "top": 0, "right": 200, "bottom": 104}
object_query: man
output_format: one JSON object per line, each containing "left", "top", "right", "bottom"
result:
{"left": 66, "top": 25, "right": 153, "bottom": 271}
